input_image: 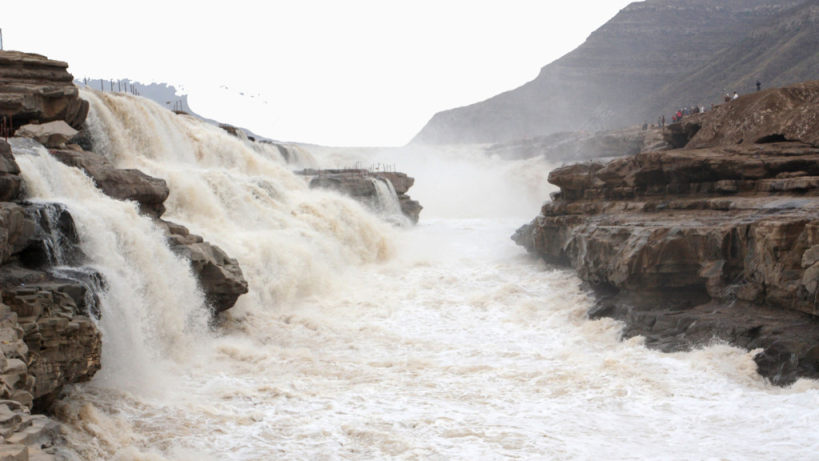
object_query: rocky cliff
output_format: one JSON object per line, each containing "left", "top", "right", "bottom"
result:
{"left": 513, "top": 81, "right": 819, "bottom": 384}
{"left": 413, "top": 0, "right": 818, "bottom": 145}
{"left": 0, "top": 51, "right": 89, "bottom": 131}
{"left": 0, "top": 50, "right": 250, "bottom": 459}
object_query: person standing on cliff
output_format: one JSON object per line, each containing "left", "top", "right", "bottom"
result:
{"left": 757, "top": 81, "right": 762, "bottom": 92}
{"left": 733, "top": 91, "right": 739, "bottom": 100}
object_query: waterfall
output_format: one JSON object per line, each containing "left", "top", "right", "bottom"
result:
{"left": 80, "top": 88, "right": 394, "bottom": 318}
{"left": 12, "top": 138, "right": 211, "bottom": 391}
{"left": 10, "top": 92, "right": 819, "bottom": 460}
{"left": 369, "top": 176, "right": 409, "bottom": 226}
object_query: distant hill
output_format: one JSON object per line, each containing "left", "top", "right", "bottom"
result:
{"left": 412, "top": 0, "right": 818, "bottom": 145}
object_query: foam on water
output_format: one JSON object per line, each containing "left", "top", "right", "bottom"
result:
{"left": 12, "top": 91, "right": 818, "bottom": 459}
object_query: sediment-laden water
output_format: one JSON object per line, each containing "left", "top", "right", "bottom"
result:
{"left": 14, "top": 91, "right": 819, "bottom": 460}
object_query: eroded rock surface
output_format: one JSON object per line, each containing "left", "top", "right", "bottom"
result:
{"left": 49, "top": 147, "right": 169, "bottom": 218}
{"left": 664, "top": 80, "right": 819, "bottom": 149}
{"left": 0, "top": 51, "right": 88, "bottom": 130}
{"left": 158, "top": 220, "right": 248, "bottom": 314}
{"left": 514, "top": 85, "right": 819, "bottom": 384}
{"left": 15, "top": 121, "right": 78, "bottom": 149}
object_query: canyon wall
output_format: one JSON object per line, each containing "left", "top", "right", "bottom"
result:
{"left": 514, "top": 80, "right": 819, "bottom": 384}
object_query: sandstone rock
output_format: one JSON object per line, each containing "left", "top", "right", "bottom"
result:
{"left": 158, "top": 220, "right": 248, "bottom": 314}
{"left": 0, "top": 276, "right": 101, "bottom": 404}
{"left": 0, "top": 444, "right": 27, "bottom": 461}
{"left": 309, "top": 172, "right": 378, "bottom": 199}
{"left": 373, "top": 172, "right": 414, "bottom": 195}
{"left": 0, "top": 141, "right": 23, "bottom": 202}
{"left": 14, "top": 122, "right": 78, "bottom": 149}
{"left": 665, "top": 81, "right": 819, "bottom": 149}
{"left": 300, "top": 169, "right": 423, "bottom": 224}
{"left": 0, "top": 399, "right": 60, "bottom": 461}
{"left": 398, "top": 197, "right": 422, "bottom": 225}
{"left": 0, "top": 204, "right": 34, "bottom": 266}
{"left": 688, "top": 81, "right": 819, "bottom": 149}
{"left": 0, "top": 51, "right": 88, "bottom": 130}
{"left": 48, "top": 148, "right": 169, "bottom": 218}
{"left": 514, "top": 140, "right": 819, "bottom": 384}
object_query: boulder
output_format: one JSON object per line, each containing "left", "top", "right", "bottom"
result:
{"left": 0, "top": 51, "right": 88, "bottom": 130}
{"left": 15, "top": 121, "right": 78, "bottom": 148}
{"left": 158, "top": 220, "right": 248, "bottom": 314}
{"left": 48, "top": 148, "right": 169, "bottom": 218}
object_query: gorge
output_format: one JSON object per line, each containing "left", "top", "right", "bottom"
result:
{"left": 0, "top": 10, "right": 818, "bottom": 459}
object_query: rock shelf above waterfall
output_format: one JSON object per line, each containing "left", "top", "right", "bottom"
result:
{"left": 298, "top": 169, "right": 423, "bottom": 224}
{"left": 514, "top": 81, "right": 819, "bottom": 385}
{"left": 0, "top": 51, "right": 89, "bottom": 131}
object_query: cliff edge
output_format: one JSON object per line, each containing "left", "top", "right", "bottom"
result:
{"left": 513, "top": 80, "right": 819, "bottom": 384}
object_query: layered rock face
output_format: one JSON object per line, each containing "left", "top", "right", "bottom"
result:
{"left": 0, "top": 51, "right": 89, "bottom": 130}
{"left": 413, "top": 0, "right": 817, "bottom": 145}
{"left": 0, "top": 51, "right": 251, "bottom": 457}
{"left": 299, "top": 169, "right": 423, "bottom": 224}
{"left": 0, "top": 141, "right": 101, "bottom": 459}
{"left": 513, "top": 82, "right": 819, "bottom": 384}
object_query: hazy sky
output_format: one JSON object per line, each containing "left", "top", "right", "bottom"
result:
{"left": 5, "top": 1, "right": 633, "bottom": 145}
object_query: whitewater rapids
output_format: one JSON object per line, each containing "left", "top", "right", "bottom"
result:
{"left": 14, "top": 91, "right": 819, "bottom": 460}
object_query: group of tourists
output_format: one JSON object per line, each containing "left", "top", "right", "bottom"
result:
{"left": 657, "top": 80, "right": 763, "bottom": 128}
{"left": 655, "top": 104, "right": 706, "bottom": 127}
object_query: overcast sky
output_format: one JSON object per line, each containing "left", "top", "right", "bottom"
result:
{"left": 5, "top": 1, "right": 633, "bottom": 146}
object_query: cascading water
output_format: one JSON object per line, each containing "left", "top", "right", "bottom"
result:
{"left": 368, "top": 176, "right": 409, "bottom": 225}
{"left": 13, "top": 139, "right": 211, "bottom": 390}
{"left": 11, "top": 89, "right": 818, "bottom": 460}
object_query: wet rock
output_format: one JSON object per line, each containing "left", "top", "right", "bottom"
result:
{"left": 0, "top": 399, "right": 61, "bottom": 460}
{"left": 373, "top": 172, "right": 414, "bottom": 195}
{"left": 18, "top": 203, "right": 82, "bottom": 269}
{"left": 48, "top": 147, "right": 169, "bottom": 218}
{"left": 14, "top": 122, "right": 78, "bottom": 149}
{"left": 0, "top": 274, "right": 102, "bottom": 405}
{"left": 514, "top": 109, "right": 819, "bottom": 383}
{"left": 158, "top": 220, "right": 248, "bottom": 314}
{"left": 0, "top": 204, "right": 34, "bottom": 266}
{"left": 0, "top": 141, "right": 23, "bottom": 202}
{"left": 299, "top": 169, "right": 423, "bottom": 224}
{"left": 0, "top": 51, "right": 88, "bottom": 130}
